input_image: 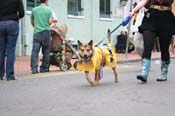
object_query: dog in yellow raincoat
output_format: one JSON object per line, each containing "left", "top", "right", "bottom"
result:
{"left": 76, "top": 30, "right": 118, "bottom": 86}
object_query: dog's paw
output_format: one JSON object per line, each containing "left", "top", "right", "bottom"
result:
{"left": 87, "top": 81, "right": 94, "bottom": 86}
{"left": 93, "top": 81, "right": 99, "bottom": 86}
{"left": 115, "top": 80, "right": 118, "bottom": 83}
{"left": 90, "top": 82, "right": 94, "bottom": 86}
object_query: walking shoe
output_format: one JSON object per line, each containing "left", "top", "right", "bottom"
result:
{"left": 0, "top": 77, "right": 3, "bottom": 80}
{"left": 6, "top": 77, "right": 17, "bottom": 81}
{"left": 32, "top": 70, "right": 39, "bottom": 74}
{"left": 40, "top": 69, "right": 50, "bottom": 73}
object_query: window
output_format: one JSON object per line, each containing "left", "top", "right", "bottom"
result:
{"left": 27, "top": 0, "right": 40, "bottom": 11}
{"left": 120, "top": 0, "right": 128, "bottom": 6}
{"left": 100, "top": 0, "right": 111, "bottom": 18}
{"left": 68, "top": 0, "right": 83, "bottom": 16}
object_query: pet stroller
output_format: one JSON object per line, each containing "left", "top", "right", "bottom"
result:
{"left": 49, "top": 23, "right": 79, "bottom": 71}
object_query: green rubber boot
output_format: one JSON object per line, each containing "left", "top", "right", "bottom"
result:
{"left": 137, "top": 58, "right": 151, "bottom": 82}
{"left": 157, "top": 60, "right": 169, "bottom": 81}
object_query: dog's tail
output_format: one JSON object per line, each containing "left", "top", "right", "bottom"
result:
{"left": 107, "top": 29, "right": 112, "bottom": 44}
{"left": 107, "top": 29, "right": 114, "bottom": 62}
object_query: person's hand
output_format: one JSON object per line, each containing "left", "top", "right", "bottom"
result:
{"left": 129, "top": 10, "right": 135, "bottom": 17}
{"left": 49, "top": 18, "right": 58, "bottom": 24}
{"left": 51, "top": 18, "right": 58, "bottom": 23}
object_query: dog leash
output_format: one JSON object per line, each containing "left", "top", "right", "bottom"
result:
{"left": 96, "top": 16, "right": 132, "bottom": 46}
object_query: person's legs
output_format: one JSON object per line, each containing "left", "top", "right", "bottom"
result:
{"left": 0, "top": 21, "right": 7, "bottom": 80}
{"left": 40, "top": 31, "right": 51, "bottom": 72}
{"left": 153, "top": 37, "right": 160, "bottom": 52}
{"left": 30, "top": 33, "right": 42, "bottom": 73}
{"left": 142, "top": 31, "right": 157, "bottom": 59}
{"left": 159, "top": 34, "right": 171, "bottom": 61}
{"left": 137, "top": 31, "right": 156, "bottom": 82}
{"left": 157, "top": 34, "right": 171, "bottom": 81}
{"left": 5, "top": 21, "right": 19, "bottom": 80}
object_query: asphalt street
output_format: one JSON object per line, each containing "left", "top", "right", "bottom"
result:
{"left": 0, "top": 59, "right": 175, "bottom": 116}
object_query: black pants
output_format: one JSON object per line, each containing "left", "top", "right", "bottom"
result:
{"left": 142, "top": 31, "right": 171, "bottom": 61}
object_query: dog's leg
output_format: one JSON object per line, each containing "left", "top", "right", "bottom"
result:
{"left": 94, "top": 70, "right": 100, "bottom": 86}
{"left": 85, "top": 71, "right": 93, "bottom": 86}
{"left": 112, "top": 67, "right": 118, "bottom": 82}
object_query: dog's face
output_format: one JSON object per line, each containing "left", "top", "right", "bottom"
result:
{"left": 78, "top": 40, "right": 93, "bottom": 63}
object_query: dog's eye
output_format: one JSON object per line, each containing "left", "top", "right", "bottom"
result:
{"left": 81, "top": 49, "right": 84, "bottom": 52}
{"left": 87, "top": 49, "right": 90, "bottom": 52}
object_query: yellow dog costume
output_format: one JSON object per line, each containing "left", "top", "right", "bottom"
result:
{"left": 77, "top": 44, "right": 117, "bottom": 73}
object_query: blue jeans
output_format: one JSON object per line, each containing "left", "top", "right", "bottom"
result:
{"left": 0, "top": 20, "right": 19, "bottom": 80}
{"left": 30, "top": 30, "right": 51, "bottom": 71}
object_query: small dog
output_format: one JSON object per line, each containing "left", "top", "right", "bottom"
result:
{"left": 76, "top": 29, "right": 118, "bottom": 86}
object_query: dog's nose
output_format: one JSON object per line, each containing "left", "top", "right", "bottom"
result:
{"left": 84, "top": 55, "right": 88, "bottom": 58}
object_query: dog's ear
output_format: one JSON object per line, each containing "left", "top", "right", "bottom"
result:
{"left": 88, "top": 40, "right": 93, "bottom": 47}
{"left": 77, "top": 40, "right": 83, "bottom": 47}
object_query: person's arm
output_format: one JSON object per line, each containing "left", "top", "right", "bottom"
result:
{"left": 130, "top": 0, "right": 148, "bottom": 16}
{"left": 18, "top": 0, "right": 25, "bottom": 19}
{"left": 31, "top": 18, "right": 34, "bottom": 27}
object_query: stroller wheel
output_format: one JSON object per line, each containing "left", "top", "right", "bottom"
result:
{"left": 73, "top": 61, "right": 80, "bottom": 70}
{"left": 59, "top": 62, "right": 68, "bottom": 71}
{"left": 67, "top": 63, "right": 72, "bottom": 70}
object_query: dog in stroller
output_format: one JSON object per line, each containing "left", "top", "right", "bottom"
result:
{"left": 49, "top": 23, "right": 79, "bottom": 71}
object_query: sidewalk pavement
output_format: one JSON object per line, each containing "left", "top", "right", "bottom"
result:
{"left": 15, "top": 52, "right": 175, "bottom": 75}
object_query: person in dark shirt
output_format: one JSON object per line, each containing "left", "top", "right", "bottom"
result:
{"left": 130, "top": 0, "right": 175, "bottom": 83}
{"left": 0, "top": 0, "right": 25, "bottom": 81}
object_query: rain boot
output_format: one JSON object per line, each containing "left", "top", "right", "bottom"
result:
{"left": 137, "top": 58, "right": 151, "bottom": 82}
{"left": 157, "top": 60, "right": 169, "bottom": 81}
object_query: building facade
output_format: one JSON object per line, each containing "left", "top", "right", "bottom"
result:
{"left": 16, "top": 0, "right": 129, "bottom": 56}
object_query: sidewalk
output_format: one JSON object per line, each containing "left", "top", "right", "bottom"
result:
{"left": 15, "top": 52, "right": 175, "bottom": 75}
